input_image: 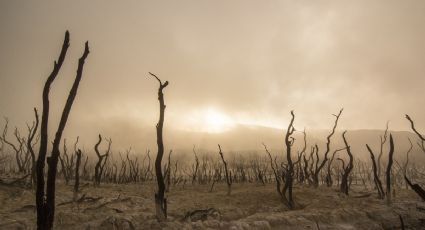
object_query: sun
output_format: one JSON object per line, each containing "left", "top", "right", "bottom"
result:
{"left": 203, "top": 107, "right": 234, "bottom": 133}
{"left": 180, "top": 106, "right": 235, "bottom": 133}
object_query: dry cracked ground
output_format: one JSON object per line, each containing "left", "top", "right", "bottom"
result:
{"left": 1, "top": 182, "right": 425, "bottom": 229}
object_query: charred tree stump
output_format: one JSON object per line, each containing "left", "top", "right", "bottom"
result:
{"left": 35, "top": 31, "right": 89, "bottom": 230}
{"left": 148, "top": 72, "right": 169, "bottom": 222}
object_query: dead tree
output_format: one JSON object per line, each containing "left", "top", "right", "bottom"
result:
{"left": 218, "top": 144, "right": 232, "bottom": 195}
{"left": 340, "top": 131, "right": 353, "bottom": 195}
{"left": 148, "top": 72, "right": 169, "bottom": 221}
{"left": 165, "top": 150, "right": 172, "bottom": 192}
{"left": 0, "top": 119, "right": 27, "bottom": 173}
{"left": 405, "top": 114, "right": 425, "bottom": 153}
{"left": 377, "top": 122, "right": 389, "bottom": 177}
{"left": 192, "top": 145, "right": 200, "bottom": 185}
{"left": 27, "top": 108, "right": 39, "bottom": 187}
{"left": 403, "top": 138, "right": 413, "bottom": 189}
{"left": 404, "top": 175, "right": 425, "bottom": 201}
{"left": 126, "top": 149, "right": 140, "bottom": 183}
{"left": 82, "top": 155, "right": 89, "bottom": 180}
{"left": 74, "top": 149, "right": 82, "bottom": 194}
{"left": 325, "top": 147, "right": 346, "bottom": 187}
{"left": 142, "top": 149, "right": 152, "bottom": 181}
{"left": 281, "top": 111, "right": 296, "bottom": 209}
{"left": 293, "top": 130, "right": 306, "bottom": 184}
{"left": 94, "top": 134, "right": 111, "bottom": 186}
{"left": 386, "top": 134, "right": 394, "bottom": 203}
{"left": 312, "top": 109, "right": 343, "bottom": 187}
{"left": 366, "top": 144, "right": 385, "bottom": 199}
{"left": 35, "top": 31, "right": 89, "bottom": 230}
{"left": 59, "top": 139, "right": 71, "bottom": 185}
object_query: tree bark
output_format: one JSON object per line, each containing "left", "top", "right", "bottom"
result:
{"left": 35, "top": 31, "right": 89, "bottom": 230}
{"left": 149, "top": 72, "right": 169, "bottom": 222}
{"left": 366, "top": 144, "right": 385, "bottom": 199}
{"left": 386, "top": 134, "right": 394, "bottom": 203}
{"left": 340, "top": 131, "right": 353, "bottom": 195}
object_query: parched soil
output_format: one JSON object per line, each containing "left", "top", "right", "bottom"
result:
{"left": 0, "top": 182, "right": 424, "bottom": 229}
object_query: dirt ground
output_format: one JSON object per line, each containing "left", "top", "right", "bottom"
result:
{"left": 0, "top": 182, "right": 424, "bottom": 229}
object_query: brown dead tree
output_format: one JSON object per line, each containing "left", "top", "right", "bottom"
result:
{"left": 218, "top": 144, "right": 232, "bottom": 195}
{"left": 325, "top": 147, "right": 347, "bottom": 187}
{"left": 386, "top": 134, "right": 394, "bottom": 203}
{"left": 94, "top": 134, "right": 111, "bottom": 186}
{"left": 263, "top": 143, "right": 283, "bottom": 198}
{"left": 192, "top": 145, "right": 200, "bottom": 185}
{"left": 366, "top": 144, "right": 385, "bottom": 199}
{"left": 281, "top": 111, "right": 296, "bottom": 209}
{"left": 148, "top": 72, "right": 169, "bottom": 221}
{"left": 0, "top": 119, "right": 28, "bottom": 173}
{"left": 312, "top": 109, "right": 343, "bottom": 187}
{"left": 377, "top": 122, "right": 389, "bottom": 178}
{"left": 74, "top": 149, "right": 82, "bottom": 194}
{"left": 406, "top": 114, "right": 425, "bottom": 153}
{"left": 165, "top": 150, "right": 172, "bottom": 192}
{"left": 404, "top": 175, "right": 425, "bottom": 201}
{"left": 27, "top": 108, "right": 39, "bottom": 187}
{"left": 35, "top": 31, "right": 89, "bottom": 230}
{"left": 340, "top": 131, "right": 354, "bottom": 195}
{"left": 59, "top": 139, "right": 72, "bottom": 185}
{"left": 401, "top": 138, "right": 413, "bottom": 189}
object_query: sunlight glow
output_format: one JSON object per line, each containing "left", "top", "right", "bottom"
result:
{"left": 203, "top": 107, "right": 234, "bottom": 133}
{"left": 181, "top": 107, "right": 235, "bottom": 133}
{"left": 176, "top": 106, "right": 290, "bottom": 133}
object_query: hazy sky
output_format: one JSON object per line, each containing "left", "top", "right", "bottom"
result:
{"left": 1, "top": 0, "right": 425, "bottom": 145}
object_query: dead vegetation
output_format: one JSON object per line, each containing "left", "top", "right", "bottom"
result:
{"left": 0, "top": 31, "right": 424, "bottom": 229}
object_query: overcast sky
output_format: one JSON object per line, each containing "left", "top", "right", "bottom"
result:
{"left": 1, "top": 0, "right": 425, "bottom": 145}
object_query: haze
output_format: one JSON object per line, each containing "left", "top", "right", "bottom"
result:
{"left": 1, "top": 0, "right": 425, "bottom": 150}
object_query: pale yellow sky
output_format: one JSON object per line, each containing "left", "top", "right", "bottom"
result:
{"left": 1, "top": 0, "right": 425, "bottom": 148}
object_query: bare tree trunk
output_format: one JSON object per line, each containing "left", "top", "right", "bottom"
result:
{"left": 35, "top": 31, "right": 89, "bottom": 230}
{"left": 0, "top": 119, "right": 26, "bottom": 173}
{"left": 386, "top": 134, "right": 394, "bottom": 203}
{"left": 192, "top": 145, "right": 199, "bottom": 185}
{"left": 282, "top": 111, "right": 295, "bottom": 209}
{"left": 264, "top": 143, "right": 283, "bottom": 198}
{"left": 74, "top": 149, "right": 82, "bottom": 195}
{"left": 340, "top": 131, "right": 353, "bottom": 195}
{"left": 27, "top": 108, "right": 39, "bottom": 187}
{"left": 405, "top": 115, "right": 425, "bottom": 153}
{"left": 404, "top": 175, "right": 425, "bottom": 201}
{"left": 377, "top": 122, "right": 389, "bottom": 178}
{"left": 165, "top": 150, "right": 172, "bottom": 192}
{"left": 148, "top": 72, "right": 169, "bottom": 222}
{"left": 366, "top": 144, "right": 385, "bottom": 199}
{"left": 312, "top": 109, "right": 343, "bottom": 187}
{"left": 94, "top": 134, "right": 111, "bottom": 186}
{"left": 218, "top": 144, "right": 232, "bottom": 195}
